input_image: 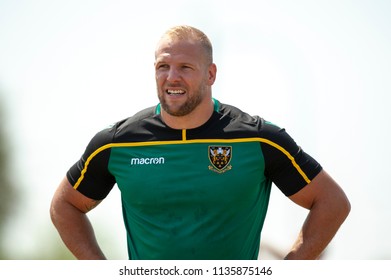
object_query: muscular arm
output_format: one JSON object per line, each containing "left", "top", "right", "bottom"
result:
{"left": 50, "top": 177, "right": 107, "bottom": 260}
{"left": 284, "top": 170, "right": 351, "bottom": 259}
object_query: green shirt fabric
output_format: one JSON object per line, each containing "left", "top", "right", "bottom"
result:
{"left": 67, "top": 99, "right": 322, "bottom": 259}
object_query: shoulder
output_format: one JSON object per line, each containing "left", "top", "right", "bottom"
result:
{"left": 115, "top": 105, "right": 158, "bottom": 133}
{"left": 216, "top": 101, "right": 259, "bottom": 122}
{"left": 215, "top": 100, "right": 283, "bottom": 137}
{"left": 89, "top": 105, "right": 159, "bottom": 145}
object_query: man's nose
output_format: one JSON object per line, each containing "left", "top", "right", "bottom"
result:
{"left": 167, "top": 68, "right": 181, "bottom": 82}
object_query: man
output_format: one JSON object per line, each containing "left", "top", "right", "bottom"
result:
{"left": 50, "top": 25, "right": 350, "bottom": 260}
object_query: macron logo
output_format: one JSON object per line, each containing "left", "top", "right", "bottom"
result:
{"left": 130, "top": 157, "right": 165, "bottom": 165}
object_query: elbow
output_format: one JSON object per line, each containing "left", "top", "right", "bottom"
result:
{"left": 342, "top": 196, "right": 351, "bottom": 220}
{"left": 336, "top": 192, "right": 351, "bottom": 225}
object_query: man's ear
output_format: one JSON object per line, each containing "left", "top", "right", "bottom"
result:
{"left": 207, "top": 63, "right": 217, "bottom": 85}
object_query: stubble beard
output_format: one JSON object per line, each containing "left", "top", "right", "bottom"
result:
{"left": 158, "top": 84, "right": 207, "bottom": 117}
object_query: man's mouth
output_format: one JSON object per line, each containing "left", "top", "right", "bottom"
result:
{"left": 166, "top": 89, "right": 186, "bottom": 95}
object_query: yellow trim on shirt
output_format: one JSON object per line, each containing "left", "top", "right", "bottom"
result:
{"left": 73, "top": 137, "right": 311, "bottom": 190}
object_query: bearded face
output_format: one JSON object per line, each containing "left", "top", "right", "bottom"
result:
{"left": 155, "top": 38, "right": 215, "bottom": 117}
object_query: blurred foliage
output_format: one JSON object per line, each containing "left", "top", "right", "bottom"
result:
{"left": 0, "top": 95, "right": 16, "bottom": 259}
{"left": 0, "top": 94, "right": 74, "bottom": 260}
{"left": 0, "top": 93, "right": 74, "bottom": 260}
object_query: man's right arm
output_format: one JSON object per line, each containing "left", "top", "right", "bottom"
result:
{"left": 50, "top": 176, "right": 107, "bottom": 260}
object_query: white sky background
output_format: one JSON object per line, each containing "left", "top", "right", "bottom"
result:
{"left": 0, "top": 0, "right": 390, "bottom": 259}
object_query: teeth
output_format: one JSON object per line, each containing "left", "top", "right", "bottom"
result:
{"left": 167, "top": 89, "right": 185, "bottom": 95}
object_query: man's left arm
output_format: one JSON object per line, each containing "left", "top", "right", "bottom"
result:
{"left": 284, "top": 169, "right": 351, "bottom": 259}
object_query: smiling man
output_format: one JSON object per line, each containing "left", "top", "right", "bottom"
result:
{"left": 50, "top": 25, "right": 350, "bottom": 260}
{"left": 154, "top": 27, "right": 216, "bottom": 128}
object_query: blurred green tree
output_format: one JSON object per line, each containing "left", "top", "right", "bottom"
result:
{"left": 0, "top": 95, "right": 16, "bottom": 259}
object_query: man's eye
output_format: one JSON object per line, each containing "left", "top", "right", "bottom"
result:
{"left": 157, "top": 64, "right": 169, "bottom": 70}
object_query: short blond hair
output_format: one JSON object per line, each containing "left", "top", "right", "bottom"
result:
{"left": 158, "top": 25, "right": 213, "bottom": 64}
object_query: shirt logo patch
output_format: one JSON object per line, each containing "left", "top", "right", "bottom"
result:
{"left": 208, "top": 146, "right": 232, "bottom": 173}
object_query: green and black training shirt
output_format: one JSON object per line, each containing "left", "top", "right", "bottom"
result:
{"left": 67, "top": 99, "right": 322, "bottom": 260}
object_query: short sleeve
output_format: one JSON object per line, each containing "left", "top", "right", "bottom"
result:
{"left": 260, "top": 121, "right": 322, "bottom": 196}
{"left": 67, "top": 126, "right": 117, "bottom": 200}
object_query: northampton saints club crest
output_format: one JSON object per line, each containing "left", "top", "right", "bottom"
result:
{"left": 208, "top": 146, "right": 232, "bottom": 173}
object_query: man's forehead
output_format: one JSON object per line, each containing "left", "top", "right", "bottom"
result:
{"left": 155, "top": 38, "right": 203, "bottom": 58}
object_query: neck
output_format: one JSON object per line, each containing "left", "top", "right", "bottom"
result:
{"left": 161, "top": 98, "right": 215, "bottom": 130}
